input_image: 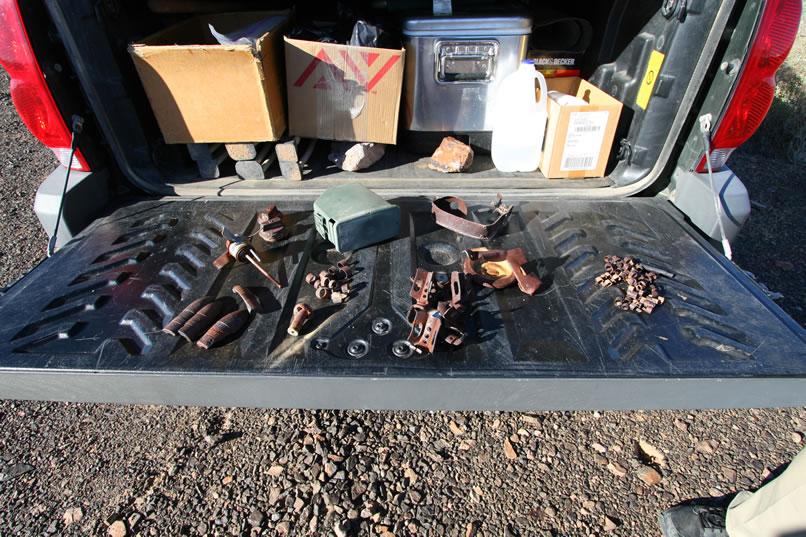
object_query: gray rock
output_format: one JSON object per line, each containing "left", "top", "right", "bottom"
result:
{"left": 248, "top": 508, "right": 265, "bottom": 527}
{"left": 329, "top": 142, "right": 386, "bottom": 172}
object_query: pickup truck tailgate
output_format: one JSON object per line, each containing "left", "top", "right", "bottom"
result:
{"left": 0, "top": 197, "right": 804, "bottom": 410}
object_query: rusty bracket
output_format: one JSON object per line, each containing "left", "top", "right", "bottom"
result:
{"left": 431, "top": 194, "right": 513, "bottom": 240}
{"left": 257, "top": 204, "right": 287, "bottom": 243}
{"left": 463, "top": 247, "right": 542, "bottom": 295}
{"left": 406, "top": 309, "right": 442, "bottom": 355}
{"left": 410, "top": 268, "right": 437, "bottom": 307}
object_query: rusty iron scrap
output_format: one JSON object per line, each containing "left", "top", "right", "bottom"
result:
{"left": 595, "top": 255, "right": 666, "bottom": 314}
{"left": 197, "top": 309, "right": 250, "bottom": 349}
{"left": 163, "top": 296, "right": 214, "bottom": 336}
{"left": 431, "top": 194, "right": 513, "bottom": 240}
{"left": 462, "top": 247, "right": 542, "bottom": 295}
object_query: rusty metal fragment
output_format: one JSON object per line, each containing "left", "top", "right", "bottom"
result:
{"left": 163, "top": 296, "right": 215, "bottom": 336}
{"left": 431, "top": 194, "right": 513, "bottom": 240}
{"left": 197, "top": 310, "right": 250, "bottom": 349}
{"left": 256, "top": 205, "right": 287, "bottom": 242}
{"left": 462, "top": 247, "right": 542, "bottom": 295}
{"left": 405, "top": 269, "right": 469, "bottom": 355}
{"left": 232, "top": 285, "right": 261, "bottom": 314}
{"left": 178, "top": 300, "right": 224, "bottom": 342}
{"left": 306, "top": 262, "right": 353, "bottom": 303}
{"left": 287, "top": 303, "right": 312, "bottom": 336}
{"left": 596, "top": 255, "right": 666, "bottom": 314}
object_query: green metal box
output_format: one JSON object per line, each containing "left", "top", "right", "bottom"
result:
{"left": 313, "top": 184, "right": 401, "bottom": 252}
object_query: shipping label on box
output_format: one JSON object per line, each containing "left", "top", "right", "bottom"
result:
{"left": 539, "top": 77, "right": 622, "bottom": 179}
{"left": 284, "top": 37, "right": 405, "bottom": 144}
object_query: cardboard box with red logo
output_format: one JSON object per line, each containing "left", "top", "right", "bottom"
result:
{"left": 128, "top": 12, "right": 289, "bottom": 144}
{"left": 284, "top": 37, "right": 405, "bottom": 144}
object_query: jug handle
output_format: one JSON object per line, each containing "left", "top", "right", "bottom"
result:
{"left": 535, "top": 71, "right": 548, "bottom": 107}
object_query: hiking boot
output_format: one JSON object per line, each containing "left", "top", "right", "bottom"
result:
{"left": 659, "top": 505, "right": 729, "bottom": 537}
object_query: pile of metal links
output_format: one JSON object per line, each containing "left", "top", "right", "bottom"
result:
{"left": 595, "top": 255, "right": 665, "bottom": 314}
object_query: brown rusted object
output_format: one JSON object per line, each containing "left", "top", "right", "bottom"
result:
{"left": 178, "top": 299, "right": 224, "bottom": 342}
{"left": 257, "top": 204, "right": 287, "bottom": 242}
{"left": 427, "top": 136, "right": 474, "bottom": 173}
{"left": 405, "top": 270, "right": 469, "bottom": 354}
{"left": 596, "top": 255, "right": 665, "bottom": 314}
{"left": 463, "top": 247, "right": 542, "bottom": 295}
{"left": 406, "top": 309, "right": 442, "bottom": 354}
{"left": 163, "top": 296, "right": 215, "bottom": 336}
{"left": 315, "top": 287, "right": 330, "bottom": 300}
{"left": 449, "top": 271, "right": 467, "bottom": 310}
{"left": 410, "top": 268, "right": 435, "bottom": 306}
{"left": 197, "top": 310, "right": 250, "bottom": 349}
{"left": 214, "top": 238, "right": 282, "bottom": 289}
{"left": 431, "top": 194, "right": 513, "bottom": 240}
{"left": 232, "top": 285, "right": 260, "bottom": 314}
{"left": 305, "top": 273, "right": 317, "bottom": 285}
{"left": 287, "top": 303, "right": 313, "bottom": 336}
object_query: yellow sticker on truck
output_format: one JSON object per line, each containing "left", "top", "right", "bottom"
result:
{"left": 636, "top": 50, "right": 665, "bottom": 110}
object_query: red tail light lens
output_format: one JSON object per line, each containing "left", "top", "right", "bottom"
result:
{"left": 0, "top": 0, "right": 89, "bottom": 171}
{"left": 696, "top": 0, "right": 801, "bottom": 172}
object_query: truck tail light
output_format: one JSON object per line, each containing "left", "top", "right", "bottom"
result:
{"left": 696, "top": 0, "right": 801, "bottom": 172}
{"left": 0, "top": 0, "right": 89, "bottom": 171}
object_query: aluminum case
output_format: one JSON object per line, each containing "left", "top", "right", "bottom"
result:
{"left": 402, "top": 15, "right": 532, "bottom": 132}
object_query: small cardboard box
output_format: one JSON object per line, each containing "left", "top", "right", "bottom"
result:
{"left": 284, "top": 37, "right": 405, "bottom": 144}
{"left": 129, "top": 12, "right": 288, "bottom": 144}
{"left": 539, "top": 77, "right": 622, "bottom": 179}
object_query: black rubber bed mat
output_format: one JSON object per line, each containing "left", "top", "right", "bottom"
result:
{"left": 0, "top": 197, "right": 804, "bottom": 409}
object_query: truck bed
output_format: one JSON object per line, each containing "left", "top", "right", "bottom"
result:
{"left": 0, "top": 196, "right": 804, "bottom": 409}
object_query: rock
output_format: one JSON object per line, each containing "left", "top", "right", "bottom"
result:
{"left": 636, "top": 465, "right": 662, "bottom": 486}
{"left": 722, "top": 467, "right": 737, "bottom": 482}
{"left": 108, "top": 520, "right": 127, "bottom": 537}
{"left": 674, "top": 419, "right": 689, "bottom": 432}
{"left": 520, "top": 415, "right": 542, "bottom": 426}
{"left": 404, "top": 467, "right": 418, "bottom": 484}
{"left": 774, "top": 260, "right": 794, "bottom": 271}
{"left": 268, "top": 487, "right": 282, "bottom": 505}
{"left": 222, "top": 475, "right": 233, "bottom": 484}
{"left": 709, "top": 487, "right": 723, "bottom": 497}
{"left": 607, "top": 462, "right": 627, "bottom": 478}
{"left": 696, "top": 440, "right": 715, "bottom": 454}
{"left": 267, "top": 465, "right": 284, "bottom": 476}
{"left": 277, "top": 521, "right": 291, "bottom": 534}
{"left": 324, "top": 462, "right": 337, "bottom": 477}
{"left": 638, "top": 440, "right": 666, "bottom": 467}
{"left": 593, "top": 454, "right": 608, "bottom": 466}
{"left": 63, "top": 507, "right": 84, "bottom": 525}
{"left": 458, "top": 439, "right": 475, "bottom": 451}
{"left": 604, "top": 516, "right": 618, "bottom": 532}
{"left": 591, "top": 443, "right": 607, "bottom": 453}
{"left": 428, "top": 137, "right": 474, "bottom": 173}
{"left": 0, "top": 463, "right": 34, "bottom": 482}
{"left": 545, "top": 506, "right": 557, "bottom": 518}
{"left": 335, "top": 520, "right": 350, "bottom": 537}
{"left": 329, "top": 142, "right": 386, "bottom": 172}
{"left": 582, "top": 500, "right": 595, "bottom": 511}
{"left": 449, "top": 420, "right": 466, "bottom": 436}
{"left": 504, "top": 438, "right": 518, "bottom": 460}
{"left": 248, "top": 508, "right": 265, "bottom": 527}
{"left": 792, "top": 431, "right": 803, "bottom": 444}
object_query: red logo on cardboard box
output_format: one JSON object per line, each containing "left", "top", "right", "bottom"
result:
{"left": 293, "top": 49, "right": 400, "bottom": 92}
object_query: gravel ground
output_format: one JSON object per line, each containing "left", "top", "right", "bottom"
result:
{"left": 2, "top": 40, "right": 806, "bottom": 537}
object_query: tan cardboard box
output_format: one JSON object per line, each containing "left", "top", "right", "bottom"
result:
{"left": 129, "top": 12, "right": 288, "bottom": 144}
{"left": 284, "top": 37, "right": 405, "bottom": 144}
{"left": 539, "top": 77, "right": 623, "bottom": 179}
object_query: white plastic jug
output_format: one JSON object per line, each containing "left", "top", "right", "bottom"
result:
{"left": 491, "top": 60, "right": 548, "bottom": 173}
